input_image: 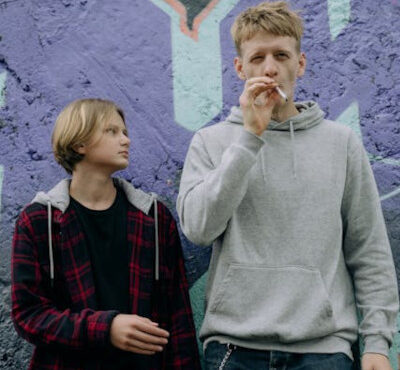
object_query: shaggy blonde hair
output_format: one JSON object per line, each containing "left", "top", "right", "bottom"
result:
{"left": 52, "top": 98, "right": 125, "bottom": 174}
{"left": 231, "top": 1, "right": 304, "bottom": 55}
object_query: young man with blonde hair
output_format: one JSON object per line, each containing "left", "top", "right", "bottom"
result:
{"left": 177, "top": 2, "right": 398, "bottom": 369}
{"left": 12, "top": 98, "right": 201, "bottom": 369}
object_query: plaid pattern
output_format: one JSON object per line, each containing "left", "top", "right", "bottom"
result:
{"left": 11, "top": 200, "right": 200, "bottom": 370}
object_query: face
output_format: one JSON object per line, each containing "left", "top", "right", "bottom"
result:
{"left": 77, "top": 110, "right": 130, "bottom": 173}
{"left": 234, "top": 31, "right": 306, "bottom": 102}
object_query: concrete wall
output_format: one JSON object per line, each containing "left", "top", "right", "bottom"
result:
{"left": 0, "top": 0, "right": 399, "bottom": 368}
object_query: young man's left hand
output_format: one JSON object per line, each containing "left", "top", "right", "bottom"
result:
{"left": 361, "top": 353, "right": 392, "bottom": 370}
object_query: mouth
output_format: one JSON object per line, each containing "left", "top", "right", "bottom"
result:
{"left": 119, "top": 151, "right": 129, "bottom": 157}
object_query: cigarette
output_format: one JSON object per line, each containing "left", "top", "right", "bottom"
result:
{"left": 276, "top": 86, "right": 288, "bottom": 102}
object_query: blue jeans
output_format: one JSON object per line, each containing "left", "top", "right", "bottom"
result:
{"left": 205, "top": 341, "right": 353, "bottom": 370}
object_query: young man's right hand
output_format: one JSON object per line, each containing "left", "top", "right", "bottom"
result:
{"left": 240, "top": 76, "right": 281, "bottom": 136}
{"left": 110, "top": 314, "right": 169, "bottom": 355}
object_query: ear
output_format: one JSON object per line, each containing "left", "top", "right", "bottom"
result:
{"left": 74, "top": 143, "right": 86, "bottom": 155}
{"left": 297, "top": 52, "right": 306, "bottom": 78}
{"left": 234, "top": 56, "right": 246, "bottom": 80}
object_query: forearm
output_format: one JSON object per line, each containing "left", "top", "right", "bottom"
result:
{"left": 12, "top": 215, "right": 119, "bottom": 350}
{"left": 342, "top": 134, "right": 399, "bottom": 355}
{"left": 177, "top": 130, "right": 264, "bottom": 245}
{"left": 12, "top": 300, "right": 118, "bottom": 350}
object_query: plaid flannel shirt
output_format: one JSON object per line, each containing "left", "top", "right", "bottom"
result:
{"left": 11, "top": 187, "right": 201, "bottom": 370}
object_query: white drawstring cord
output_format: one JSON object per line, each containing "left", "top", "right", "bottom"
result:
{"left": 47, "top": 201, "right": 54, "bottom": 287}
{"left": 154, "top": 198, "right": 159, "bottom": 281}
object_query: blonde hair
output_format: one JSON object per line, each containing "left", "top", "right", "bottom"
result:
{"left": 231, "top": 1, "right": 304, "bottom": 55}
{"left": 52, "top": 98, "right": 125, "bottom": 174}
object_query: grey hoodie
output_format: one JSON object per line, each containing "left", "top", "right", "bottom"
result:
{"left": 177, "top": 102, "right": 399, "bottom": 358}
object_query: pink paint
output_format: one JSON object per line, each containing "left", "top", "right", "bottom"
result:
{"left": 164, "top": 0, "right": 220, "bottom": 41}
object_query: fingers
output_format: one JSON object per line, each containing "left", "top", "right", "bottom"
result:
{"left": 135, "top": 316, "right": 159, "bottom": 326}
{"left": 244, "top": 76, "right": 277, "bottom": 88}
{"left": 133, "top": 318, "right": 170, "bottom": 338}
{"left": 123, "top": 316, "right": 169, "bottom": 354}
{"left": 128, "top": 327, "right": 168, "bottom": 346}
{"left": 242, "top": 78, "right": 278, "bottom": 106}
{"left": 124, "top": 337, "right": 165, "bottom": 353}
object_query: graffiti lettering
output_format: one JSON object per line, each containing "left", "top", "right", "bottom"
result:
{"left": 327, "top": 0, "right": 351, "bottom": 40}
{"left": 0, "top": 71, "right": 6, "bottom": 108}
{"left": 149, "top": 0, "right": 239, "bottom": 131}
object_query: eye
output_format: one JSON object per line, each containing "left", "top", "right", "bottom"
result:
{"left": 251, "top": 55, "right": 263, "bottom": 62}
{"left": 275, "top": 52, "right": 289, "bottom": 60}
{"left": 105, "top": 127, "right": 116, "bottom": 134}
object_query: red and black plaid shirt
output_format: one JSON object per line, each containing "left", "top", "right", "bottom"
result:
{"left": 11, "top": 199, "right": 201, "bottom": 369}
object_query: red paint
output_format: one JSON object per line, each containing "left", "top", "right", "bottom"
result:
{"left": 164, "top": 0, "right": 220, "bottom": 41}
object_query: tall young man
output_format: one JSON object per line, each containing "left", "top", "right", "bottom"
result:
{"left": 11, "top": 98, "right": 201, "bottom": 369}
{"left": 177, "top": 2, "right": 398, "bottom": 369}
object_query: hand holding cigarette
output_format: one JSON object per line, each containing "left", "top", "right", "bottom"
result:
{"left": 240, "top": 77, "right": 284, "bottom": 136}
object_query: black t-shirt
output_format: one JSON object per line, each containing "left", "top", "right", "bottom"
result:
{"left": 70, "top": 186, "right": 152, "bottom": 369}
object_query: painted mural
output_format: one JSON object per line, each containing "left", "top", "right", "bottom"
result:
{"left": 0, "top": 0, "right": 399, "bottom": 368}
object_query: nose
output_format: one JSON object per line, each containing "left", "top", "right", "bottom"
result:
{"left": 263, "top": 55, "right": 278, "bottom": 78}
{"left": 121, "top": 132, "right": 130, "bottom": 146}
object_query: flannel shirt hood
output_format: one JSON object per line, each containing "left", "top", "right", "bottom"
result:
{"left": 31, "top": 178, "right": 156, "bottom": 214}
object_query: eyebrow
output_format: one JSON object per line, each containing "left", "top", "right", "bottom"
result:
{"left": 104, "top": 123, "right": 128, "bottom": 132}
{"left": 250, "top": 47, "right": 292, "bottom": 56}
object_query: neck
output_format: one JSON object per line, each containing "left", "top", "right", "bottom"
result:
{"left": 70, "top": 169, "right": 116, "bottom": 210}
{"left": 271, "top": 100, "right": 299, "bottom": 123}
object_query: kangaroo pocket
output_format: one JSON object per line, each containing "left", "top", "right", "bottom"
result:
{"left": 208, "top": 264, "right": 337, "bottom": 343}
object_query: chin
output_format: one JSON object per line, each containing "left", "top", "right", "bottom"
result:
{"left": 113, "top": 162, "right": 129, "bottom": 172}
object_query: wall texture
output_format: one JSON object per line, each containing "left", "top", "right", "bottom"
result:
{"left": 0, "top": 0, "right": 399, "bottom": 368}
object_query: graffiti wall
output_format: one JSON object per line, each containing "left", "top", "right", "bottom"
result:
{"left": 0, "top": 0, "right": 399, "bottom": 368}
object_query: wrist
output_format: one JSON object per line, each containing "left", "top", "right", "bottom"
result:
{"left": 244, "top": 126, "right": 264, "bottom": 136}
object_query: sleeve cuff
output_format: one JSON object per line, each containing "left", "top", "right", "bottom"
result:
{"left": 236, "top": 129, "right": 265, "bottom": 157}
{"left": 87, "top": 310, "right": 119, "bottom": 348}
{"left": 363, "top": 335, "right": 390, "bottom": 357}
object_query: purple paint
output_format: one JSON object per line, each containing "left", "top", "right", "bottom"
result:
{"left": 0, "top": 0, "right": 399, "bottom": 366}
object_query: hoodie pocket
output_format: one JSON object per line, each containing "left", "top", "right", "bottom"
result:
{"left": 209, "top": 264, "right": 336, "bottom": 342}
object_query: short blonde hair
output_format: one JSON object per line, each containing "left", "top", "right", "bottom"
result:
{"left": 52, "top": 98, "right": 125, "bottom": 174}
{"left": 231, "top": 1, "right": 304, "bottom": 55}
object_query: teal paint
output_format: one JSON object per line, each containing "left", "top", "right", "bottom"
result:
{"left": 336, "top": 101, "right": 400, "bottom": 201}
{"left": 0, "top": 72, "right": 6, "bottom": 108}
{"left": 389, "top": 334, "right": 399, "bottom": 370}
{"left": 327, "top": 0, "right": 351, "bottom": 40}
{"left": 367, "top": 154, "right": 400, "bottom": 167}
{"left": 189, "top": 270, "right": 208, "bottom": 366}
{"left": 149, "top": 0, "right": 239, "bottom": 131}
{"left": 380, "top": 187, "right": 400, "bottom": 202}
{"left": 336, "top": 101, "right": 362, "bottom": 138}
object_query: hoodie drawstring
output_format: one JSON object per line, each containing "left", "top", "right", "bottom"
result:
{"left": 154, "top": 198, "right": 159, "bottom": 281}
{"left": 289, "top": 121, "right": 297, "bottom": 179}
{"left": 47, "top": 201, "right": 55, "bottom": 288}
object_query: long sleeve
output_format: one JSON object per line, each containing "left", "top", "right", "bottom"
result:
{"left": 162, "top": 214, "right": 201, "bottom": 369}
{"left": 177, "top": 129, "right": 264, "bottom": 246}
{"left": 341, "top": 131, "right": 399, "bottom": 356}
{"left": 11, "top": 208, "right": 119, "bottom": 350}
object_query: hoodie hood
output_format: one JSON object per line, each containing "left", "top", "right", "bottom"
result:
{"left": 226, "top": 101, "right": 325, "bottom": 179}
{"left": 31, "top": 178, "right": 156, "bottom": 215}
{"left": 226, "top": 101, "right": 325, "bottom": 131}
{"left": 31, "top": 177, "right": 161, "bottom": 285}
